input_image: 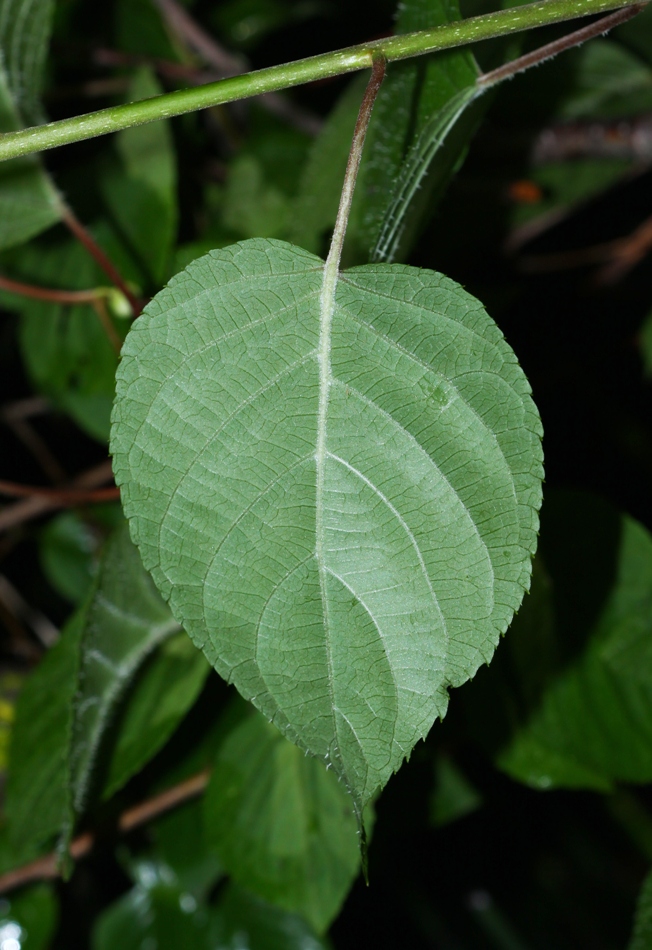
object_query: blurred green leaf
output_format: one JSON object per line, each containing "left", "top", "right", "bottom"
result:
{"left": 0, "top": 884, "right": 58, "bottom": 950}
{"left": 640, "top": 309, "right": 652, "bottom": 379}
{"left": 4, "top": 231, "right": 124, "bottom": 441}
{"left": 629, "top": 868, "right": 652, "bottom": 950}
{"left": 497, "top": 494, "right": 652, "bottom": 791}
{"left": 0, "top": 0, "right": 54, "bottom": 125}
{"left": 39, "top": 511, "right": 100, "bottom": 604}
{"left": 102, "top": 631, "right": 210, "bottom": 800}
{"left": 430, "top": 754, "right": 482, "bottom": 828}
{"left": 555, "top": 40, "right": 652, "bottom": 120}
{"left": 69, "top": 523, "right": 181, "bottom": 817}
{"left": 291, "top": 0, "right": 482, "bottom": 264}
{"left": 115, "top": 0, "right": 184, "bottom": 60}
{"left": 100, "top": 67, "right": 178, "bottom": 286}
{"left": 212, "top": 884, "right": 330, "bottom": 950}
{"left": 92, "top": 860, "right": 212, "bottom": 950}
{"left": 222, "top": 155, "right": 291, "bottom": 239}
{"left": 5, "top": 612, "right": 82, "bottom": 852}
{"left": 152, "top": 799, "right": 224, "bottom": 900}
{"left": 204, "top": 711, "right": 360, "bottom": 933}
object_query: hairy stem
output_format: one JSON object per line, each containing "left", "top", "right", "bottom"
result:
{"left": 0, "top": 0, "right": 644, "bottom": 162}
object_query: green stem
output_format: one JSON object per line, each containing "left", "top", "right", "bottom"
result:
{"left": 0, "top": 0, "right": 645, "bottom": 162}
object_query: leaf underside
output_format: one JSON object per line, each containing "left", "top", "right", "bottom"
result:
{"left": 111, "top": 238, "right": 543, "bottom": 810}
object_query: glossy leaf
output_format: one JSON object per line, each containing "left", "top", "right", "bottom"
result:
{"left": 204, "top": 711, "right": 360, "bottom": 933}
{"left": 629, "top": 868, "right": 652, "bottom": 950}
{"left": 213, "top": 884, "right": 329, "bottom": 950}
{"left": 92, "top": 860, "right": 212, "bottom": 950}
{"left": 100, "top": 67, "right": 178, "bottom": 286}
{"left": 102, "top": 631, "right": 211, "bottom": 800}
{"left": 70, "top": 522, "right": 180, "bottom": 813}
{"left": 498, "top": 495, "right": 652, "bottom": 791}
{"left": 111, "top": 237, "right": 543, "bottom": 816}
{"left": 0, "top": 884, "right": 58, "bottom": 950}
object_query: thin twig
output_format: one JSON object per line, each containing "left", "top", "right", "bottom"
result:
{"left": 0, "top": 481, "right": 120, "bottom": 504}
{"left": 0, "top": 769, "right": 211, "bottom": 895}
{"left": 0, "top": 460, "right": 115, "bottom": 534}
{"left": 0, "top": 274, "right": 106, "bottom": 306}
{"left": 0, "top": 575, "right": 59, "bottom": 647}
{"left": 60, "top": 206, "right": 143, "bottom": 317}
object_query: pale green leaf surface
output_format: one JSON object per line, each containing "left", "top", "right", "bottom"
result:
{"left": 5, "top": 614, "right": 82, "bottom": 852}
{"left": 102, "top": 631, "right": 211, "bottom": 800}
{"left": 70, "top": 522, "right": 181, "bottom": 813}
{"left": 629, "top": 868, "right": 652, "bottom": 950}
{"left": 111, "top": 237, "right": 543, "bottom": 813}
{"left": 204, "top": 711, "right": 360, "bottom": 933}
{"left": 498, "top": 498, "right": 652, "bottom": 791}
{"left": 100, "top": 67, "right": 177, "bottom": 286}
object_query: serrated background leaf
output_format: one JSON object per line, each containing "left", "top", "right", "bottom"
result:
{"left": 111, "top": 237, "right": 543, "bottom": 811}
{"left": 204, "top": 711, "right": 360, "bottom": 933}
{"left": 70, "top": 522, "right": 180, "bottom": 813}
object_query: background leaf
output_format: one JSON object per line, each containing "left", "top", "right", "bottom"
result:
{"left": 204, "top": 710, "right": 360, "bottom": 933}
{"left": 629, "top": 868, "right": 652, "bottom": 950}
{"left": 99, "top": 67, "right": 178, "bottom": 287}
{"left": 477, "top": 493, "right": 652, "bottom": 792}
{"left": 0, "top": 884, "right": 58, "bottom": 950}
{"left": 111, "top": 237, "right": 543, "bottom": 814}
{"left": 0, "top": 0, "right": 61, "bottom": 249}
{"left": 69, "top": 522, "right": 181, "bottom": 814}
{"left": 101, "top": 631, "right": 211, "bottom": 800}
{"left": 213, "top": 884, "right": 330, "bottom": 950}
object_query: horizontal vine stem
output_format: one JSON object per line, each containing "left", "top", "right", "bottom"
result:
{"left": 0, "top": 0, "right": 645, "bottom": 161}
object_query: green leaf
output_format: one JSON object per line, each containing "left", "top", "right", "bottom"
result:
{"left": 290, "top": 0, "right": 482, "bottom": 264}
{"left": 6, "top": 232, "right": 123, "bottom": 441}
{"left": 358, "top": 0, "right": 480, "bottom": 261}
{"left": 5, "top": 611, "right": 81, "bottom": 852}
{"left": 204, "top": 710, "right": 360, "bottom": 933}
{"left": 640, "top": 309, "right": 652, "bottom": 379}
{"left": 111, "top": 237, "right": 543, "bottom": 817}
{"left": 429, "top": 753, "right": 482, "bottom": 827}
{"left": 92, "top": 860, "right": 213, "bottom": 950}
{"left": 70, "top": 522, "right": 181, "bottom": 814}
{"left": 39, "top": 511, "right": 100, "bottom": 604}
{"left": 0, "top": 884, "right": 58, "bottom": 950}
{"left": 629, "top": 868, "right": 652, "bottom": 950}
{"left": 497, "top": 494, "right": 652, "bottom": 791}
{"left": 152, "top": 799, "right": 224, "bottom": 900}
{"left": 0, "top": 0, "right": 54, "bottom": 125}
{"left": 100, "top": 67, "right": 178, "bottom": 286}
{"left": 213, "top": 884, "right": 330, "bottom": 950}
{"left": 102, "top": 631, "right": 211, "bottom": 800}
{"left": 0, "top": 0, "right": 62, "bottom": 249}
